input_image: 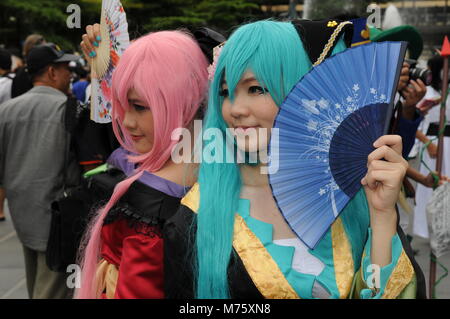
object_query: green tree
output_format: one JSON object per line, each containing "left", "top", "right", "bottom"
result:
{"left": 0, "top": 0, "right": 104, "bottom": 52}
{"left": 1, "top": 0, "right": 69, "bottom": 50}
{"left": 142, "top": 0, "right": 261, "bottom": 35}
{"left": 0, "top": 0, "right": 285, "bottom": 52}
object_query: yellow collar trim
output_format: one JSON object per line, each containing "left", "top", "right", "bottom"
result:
{"left": 180, "top": 183, "right": 367, "bottom": 299}
{"left": 233, "top": 213, "right": 300, "bottom": 299}
{"left": 180, "top": 183, "right": 200, "bottom": 213}
{"left": 331, "top": 218, "right": 355, "bottom": 298}
{"left": 381, "top": 250, "right": 415, "bottom": 299}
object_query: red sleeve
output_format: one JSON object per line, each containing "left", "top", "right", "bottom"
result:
{"left": 114, "top": 233, "right": 164, "bottom": 299}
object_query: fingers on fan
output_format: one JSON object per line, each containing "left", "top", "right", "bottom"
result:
{"left": 93, "top": 23, "right": 101, "bottom": 41}
{"left": 363, "top": 164, "right": 407, "bottom": 189}
{"left": 81, "top": 34, "right": 95, "bottom": 57}
{"left": 373, "top": 135, "right": 403, "bottom": 156}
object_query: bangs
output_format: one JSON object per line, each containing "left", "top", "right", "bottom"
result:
{"left": 214, "top": 20, "right": 312, "bottom": 108}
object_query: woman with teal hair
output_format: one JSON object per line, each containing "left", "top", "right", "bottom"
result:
{"left": 164, "top": 19, "right": 426, "bottom": 299}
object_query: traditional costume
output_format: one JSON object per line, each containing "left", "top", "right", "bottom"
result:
{"left": 76, "top": 29, "right": 223, "bottom": 299}
{"left": 91, "top": 148, "right": 187, "bottom": 298}
{"left": 163, "top": 19, "right": 426, "bottom": 299}
{"left": 165, "top": 184, "right": 425, "bottom": 299}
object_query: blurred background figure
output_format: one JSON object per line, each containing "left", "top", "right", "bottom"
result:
{"left": 4, "top": 47, "right": 24, "bottom": 73}
{"left": 11, "top": 34, "right": 46, "bottom": 98}
{"left": 70, "top": 60, "right": 90, "bottom": 103}
{"left": 0, "top": 48, "right": 14, "bottom": 105}
{"left": 0, "top": 48, "right": 15, "bottom": 222}
{"left": 413, "top": 54, "right": 450, "bottom": 239}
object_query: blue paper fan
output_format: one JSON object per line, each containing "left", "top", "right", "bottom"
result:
{"left": 268, "top": 41, "right": 407, "bottom": 249}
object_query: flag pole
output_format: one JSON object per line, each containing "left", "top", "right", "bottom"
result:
{"left": 429, "top": 35, "right": 450, "bottom": 298}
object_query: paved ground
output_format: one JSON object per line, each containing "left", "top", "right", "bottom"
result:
{"left": 0, "top": 203, "right": 27, "bottom": 299}
{"left": 411, "top": 234, "right": 450, "bottom": 298}
{"left": 1, "top": 198, "right": 449, "bottom": 299}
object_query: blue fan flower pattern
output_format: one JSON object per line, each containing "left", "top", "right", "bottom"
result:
{"left": 300, "top": 84, "right": 389, "bottom": 206}
{"left": 269, "top": 42, "right": 407, "bottom": 249}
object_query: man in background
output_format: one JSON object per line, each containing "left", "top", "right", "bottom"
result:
{"left": 0, "top": 43, "right": 80, "bottom": 298}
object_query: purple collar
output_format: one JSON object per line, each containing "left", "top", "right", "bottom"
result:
{"left": 107, "top": 148, "right": 188, "bottom": 198}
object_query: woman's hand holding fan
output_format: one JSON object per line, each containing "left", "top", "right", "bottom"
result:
{"left": 80, "top": 24, "right": 101, "bottom": 78}
{"left": 362, "top": 135, "right": 408, "bottom": 216}
{"left": 361, "top": 135, "right": 408, "bottom": 267}
{"left": 80, "top": 0, "right": 129, "bottom": 123}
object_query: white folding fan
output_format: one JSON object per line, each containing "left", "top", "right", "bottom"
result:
{"left": 90, "top": 0, "right": 129, "bottom": 123}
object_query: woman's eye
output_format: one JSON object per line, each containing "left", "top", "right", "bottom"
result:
{"left": 133, "top": 104, "right": 147, "bottom": 112}
{"left": 219, "top": 88, "right": 229, "bottom": 97}
{"left": 249, "top": 86, "right": 267, "bottom": 95}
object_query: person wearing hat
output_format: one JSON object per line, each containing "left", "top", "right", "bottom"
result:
{"left": 0, "top": 43, "right": 81, "bottom": 298}
{"left": 25, "top": 43, "right": 77, "bottom": 95}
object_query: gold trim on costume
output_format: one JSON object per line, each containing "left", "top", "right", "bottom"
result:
{"left": 181, "top": 183, "right": 200, "bottom": 213}
{"left": 96, "top": 259, "right": 119, "bottom": 299}
{"left": 331, "top": 218, "right": 355, "bottom": 298}
{"left": 233, "top": 214, "right": 300, "bottom": 299}
{"left": 181, "top": 185, "right": 298, "bottom": 298}
{"left": 351, "top": 40, "right": 371, "bottom": 47}
{"left": 381, "top": 250, "right": 415, "bottom": 299}
{"left": 313, "top": 21, "right": 353, "bottom": 66}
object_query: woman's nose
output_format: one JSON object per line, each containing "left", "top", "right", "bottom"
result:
{"left": 230, "top": 95, "right": 250, "bottom": 119}
{"left": 122, "top": 109, "right": 137, "bottom": 130}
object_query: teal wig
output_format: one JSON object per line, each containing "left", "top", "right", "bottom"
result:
{"left": 195, "top": 20, "right": 348, "bottom": 299}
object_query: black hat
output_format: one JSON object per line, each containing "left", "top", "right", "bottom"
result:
{"left": 0, "top": 49, "right": 12, "bottom": 70}
{"left": 26, "top": 43, "right": 79, "bottom": 75}
{"left": 291, "top": 19, "right": 354, "bottom": 66}
{"left": 193, "top": 27, "right": 227, "bottom": 64}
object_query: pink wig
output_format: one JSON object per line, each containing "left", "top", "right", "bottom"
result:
{"left": 112, "top": 30, "right": 209, "bottom": 171}
{"left": 75, "top": 30, "right": 209, "bottom": 298}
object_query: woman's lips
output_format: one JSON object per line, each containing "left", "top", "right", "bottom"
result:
{"left": 234, "top": 126, "right": 260, "bottom": 133}
{"left": 130, "top": 135, "right": 144, "bottom": 141}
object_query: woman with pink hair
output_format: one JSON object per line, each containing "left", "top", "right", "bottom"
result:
{"left": 75, "top": 28, "right": 210, "bottom": 298}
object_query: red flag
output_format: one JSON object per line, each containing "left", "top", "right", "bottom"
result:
{"left": 441, "top": 36, "right": 450, "bottom": 57}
